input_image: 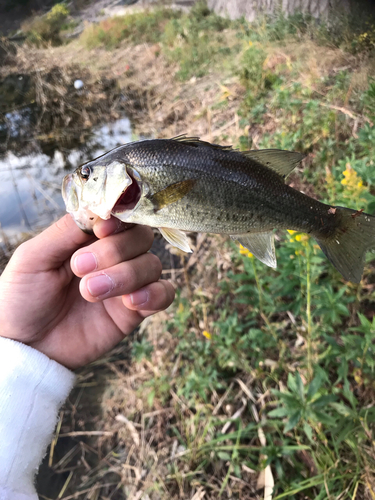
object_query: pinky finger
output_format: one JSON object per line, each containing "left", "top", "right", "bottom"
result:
{"left": 122, "top": 280, "right": 175, "bottom": 317}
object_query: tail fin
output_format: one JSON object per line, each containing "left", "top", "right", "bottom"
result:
{"left": 314, "top": 207, "right": 375, "bottom": 283}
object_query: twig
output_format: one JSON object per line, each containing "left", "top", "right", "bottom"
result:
{"left": 302, "top": 99, "right": 373, "bottom": 125}
{"left": 221, "top": 398, "right": 247, "bottom": 434}
{"left": 212, "top": 382, "right": 234, "bottom": 416}
{"left": 201, "top": 117, "right": 237, "bottom": 141}
{"left": 59, "top": 431, "right": 114, "bottom": 437}
{"left": 26, "top": 173, "right": 62, "bottom": 210}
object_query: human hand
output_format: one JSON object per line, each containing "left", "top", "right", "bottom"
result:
{"left": 0, "top": 215, "right": 175, "bottom": 369}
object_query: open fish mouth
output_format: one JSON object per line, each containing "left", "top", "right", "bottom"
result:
{"left": 112, "top": 171, "right": 142, "bottom": 214}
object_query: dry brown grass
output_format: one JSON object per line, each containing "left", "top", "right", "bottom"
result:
{"left": 2, "top": 38, "right": 246, "bottom": 147}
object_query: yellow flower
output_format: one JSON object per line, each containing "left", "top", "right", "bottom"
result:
{"left": 295, "top": 234, "right": 309, "bottom": 243}
{"left": 340, "top": 164, "right": 366, "bottom": 198}
{"left": 177, "top": 303, "right": 184, "bottom": 314}
{"left": 288, "top": 230, "right": 297, "bottom": 242}
{"left": 239, "top": 244, "right": 254, "bottom": 258}
{"left": 202, "top": 330, "right": 212, "bottom": 340}
{"left": 288, "top": 230, "right": 309, "bottom": 244}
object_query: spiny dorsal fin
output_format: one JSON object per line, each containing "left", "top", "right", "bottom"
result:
{"left": 149, "top": 179, "right": 197, "bottom": 212}
{"left": 241, "top": 149, "right": 305, "bottom": 179}
{"left": 171, "top": 135, "right": 234, "bottom": 151}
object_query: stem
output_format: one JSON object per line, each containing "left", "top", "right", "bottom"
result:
{"left": 182, "top": 255, "right": 200, "bottom": 332}
{"left": 306, "top": 243, "right": 313, "bottom": 379}
{"left": 252, "top": 257, "right": 263, "bottom": 313}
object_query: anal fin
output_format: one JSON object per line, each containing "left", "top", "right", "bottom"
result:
{"left": 159, "top": 227, "right": 192, "bottom": 253}
{"left": 231, "top": 231, "right": 277, "bottom": 268}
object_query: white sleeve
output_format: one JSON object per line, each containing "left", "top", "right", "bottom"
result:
{"left": 0, "top": 337, "right": 76, "bottom": 500}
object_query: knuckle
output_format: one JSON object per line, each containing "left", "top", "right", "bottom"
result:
{"left": 12, "top": 240, "right": 31, "bottom": 263}
{"left": 150, "top": 282, "right": 175, "bottom": 310}
{"left": 142, "top": 226, "right": 155, "bottom": 249}
{"left": 123, "top": 262, "right": 138, "bottom": 289}
{"left": 102, "top": 238, "right": 121, "bottom": 264}
{"left": 130, "top": 225, "right": 154, "bottom": 251}
{"left": 147, "top": 253, "right": 162, "bottom": 277}
{"left": 157, "top": 284, "right": 169, "bottom": 305}
{"left": 113, "top": 237, "right": 125, "bottom": 259}
{"left": 54, "top": 214, "right": 71, "bottom": 234}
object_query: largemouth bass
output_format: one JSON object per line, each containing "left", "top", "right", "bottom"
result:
{"left": 62, "top": 137, "right": 375, "bottom": 283}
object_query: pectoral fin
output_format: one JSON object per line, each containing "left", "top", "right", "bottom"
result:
{"left": 149, "top": 179, "right": 196, "bottom": 211}
{"left": 159, "top": 227, "right": 192, "bottom": 253}
{"left": 231, "top": 231, "right": 277, "bottom": 268}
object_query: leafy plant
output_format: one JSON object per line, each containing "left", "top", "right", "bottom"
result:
{"left": 269, "top": 372, "right": 336, "bottom": 435}
{"left": 22, "top": 3, "right": 70, "bottom": 46}
{"left": 80, "top": 8, "right": 179, "bottom": 49}
{"left": 131, "top": 336, "right": 153, "bottom": 361}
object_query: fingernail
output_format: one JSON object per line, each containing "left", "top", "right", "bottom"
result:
{"left": 87, "top": 273, "right": 114, "bottom": 297}
{"left": 130, "top": 288, "right": 149, "bottom": 306}
{"left": 74, "top": 253, "right": 97, "bottom": 275}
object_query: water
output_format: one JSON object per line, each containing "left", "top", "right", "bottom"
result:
{"left": 0, "top": 117, "right": 132, "bottom": 249}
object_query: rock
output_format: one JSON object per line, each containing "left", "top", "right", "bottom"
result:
{"left": 207, "top": 0, "right": 350, "bottom": 22}
{"left": 74, "top": 79, "right": 84, "bottom": 90}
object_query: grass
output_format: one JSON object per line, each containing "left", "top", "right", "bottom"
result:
{"left": 21, "top": 3, "right": 70, "bottom": 46}
{"left": 11, "top": 1, "right": 375, "bottom": 499}
{"left": 80, "top": 2, "right": 235, "bottom": 80}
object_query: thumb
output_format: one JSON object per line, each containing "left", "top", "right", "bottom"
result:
{"left": 16, "top": 215, "right": 95, "bottom": 272}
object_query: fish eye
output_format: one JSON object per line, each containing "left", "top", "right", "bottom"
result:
{"left": 80, "top": 165, "right": 91, "bottom": 180}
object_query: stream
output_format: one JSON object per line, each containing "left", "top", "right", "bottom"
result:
{"left": 0, "top": 117, "right": 132, "bottom": 250}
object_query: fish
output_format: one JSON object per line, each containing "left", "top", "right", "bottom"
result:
{"left": 62, "top": 136, "right": 375, "bottom": 283}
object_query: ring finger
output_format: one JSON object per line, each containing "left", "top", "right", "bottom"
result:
{"left": 122, "top": 280, "right": 175, "bottom": 316}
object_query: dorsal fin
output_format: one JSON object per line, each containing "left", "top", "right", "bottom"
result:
{"left": 241, "top": 149, "right": 305, "bottom": 179}
{"left": 171, "top": 135, "right": 234, "bottom": 151}
{"left": 171, "top": 136, "right": 304, "bottom": 179}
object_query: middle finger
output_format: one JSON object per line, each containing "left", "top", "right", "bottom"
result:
{"left": 79, "top": 252, "right": 162, "bottom": 302}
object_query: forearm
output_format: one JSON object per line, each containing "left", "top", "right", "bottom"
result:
{"left": 0, "top": 337, "right": 75, "bottom": 500}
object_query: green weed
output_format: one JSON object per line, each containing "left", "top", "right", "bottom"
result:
{"left": 80, "top": 8, "right": 179, "bottom": 49}
{"left": 161, "top": 1, "right": 233, "bottom": 80}
{"left": 131, "top": 336, "right": 153, "bottom": 361}
{"left": 22, "top": 3, "right": 70, "bottom": 46}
